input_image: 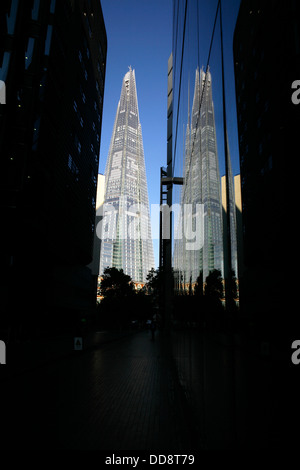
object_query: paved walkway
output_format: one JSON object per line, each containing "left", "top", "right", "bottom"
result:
{"left": 1, "top": 327, "right": 299, "bottom": 450}
{"left": 1, "top": 330, "right": 200, "bottom": 450}
{"left": 2, "top": 329, "right": 138, "bottom": 376}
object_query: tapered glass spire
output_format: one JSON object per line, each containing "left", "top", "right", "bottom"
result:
{"left": 173, "top": 67, "right": 224, "bottom": 288}
{"left": 100, "top": 68, "right": 154, "bottom": 283}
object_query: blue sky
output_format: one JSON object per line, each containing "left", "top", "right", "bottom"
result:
{"left": 99, "top": 0, "right": 173, "bottom": 268}
{"left": 99, "top": 0, "right": 241, "bottom": 269}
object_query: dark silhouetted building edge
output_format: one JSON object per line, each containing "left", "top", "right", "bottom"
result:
{"left": 0, "top": 0, "right": 107, "bottom": 338}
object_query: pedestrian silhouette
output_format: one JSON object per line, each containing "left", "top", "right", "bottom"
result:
{"left": 150, "top": 318, "right": 156, "bottom": 341}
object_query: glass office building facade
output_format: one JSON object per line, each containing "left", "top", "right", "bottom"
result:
{"left": 0, "top": 0, "right": 107, "bottom": 330}
{"left": 169, "top": 0, "right": 240, "bottom": 296}
{"left": 233, "top": 0, "right": 300, "bottom": 317}
{"left": 100, "top": 68, "right": 154, "bottom": 283}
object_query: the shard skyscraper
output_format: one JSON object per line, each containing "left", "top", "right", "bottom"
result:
{"left": 99, "top": 68, "right": 154, "bottom": 284}
{"left": 173, "top": 67, "right": 224, "bottom": 290}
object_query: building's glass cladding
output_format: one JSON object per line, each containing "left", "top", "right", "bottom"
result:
{"left": 170, "top": 0, "right": 240, "bottom": 295}
{"left": 100, "top": 68, "right": 154, "bottom": 283}
{"left": 173, "top": 67, "right": 223, "bottom": 289}
{"left": 0, "top": 0, "right": 107, "bottom": 324}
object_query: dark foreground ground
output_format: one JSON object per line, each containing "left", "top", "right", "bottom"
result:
{"left": 1, "top": 327, "right": 299, "bottom": 450}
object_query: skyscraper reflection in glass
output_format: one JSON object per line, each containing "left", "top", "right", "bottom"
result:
{"left": 168, "top": 0, "right": 241, "bottom": 299}
{"left": 173, "top": 67, "right": 224, "bottom": 291}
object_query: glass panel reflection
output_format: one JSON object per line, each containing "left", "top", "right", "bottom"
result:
{"left": 170, "top": 0, "right": 241, "bottom": 304}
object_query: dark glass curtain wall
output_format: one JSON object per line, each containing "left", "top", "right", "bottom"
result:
{"left": 171, "top": 0, "right": 240, "bottom": 299}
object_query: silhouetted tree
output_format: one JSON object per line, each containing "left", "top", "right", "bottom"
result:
{"left": 145, "top": 267, "right": 162, "bottom": 295}
{"left": 204, "top": 269, "right": 224, "bottom": 300}
{"left": 99, "top": 267, "right": 135, "bottom": 328}
{"left": 145, "top": 267, "right": 164, "bottom": 313}
{"left": 230, "top": 270, "right": 238, "bottom": 300}
{"left": 100, "top": 267, "right": 134, "bottom": 299}
{"left": 225, "top": 269, "right": 239, "bottom": 316}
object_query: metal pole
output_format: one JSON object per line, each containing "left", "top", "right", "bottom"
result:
{"left": 220, "top": 0, "right": 233, "bottom": 310}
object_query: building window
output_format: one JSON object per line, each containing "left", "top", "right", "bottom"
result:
{"left": 50, "top": 0, "right": 56, "bottom": 14}
{"left": 6, "top": 0, "right": 19, "bottom": 35}
{"left": 264, "top": 100, "right": 269, "bottom": 112}
{"left": 38, "top": 73, "right": 47, "bottom": 101}
{"left": 74, "top": 134, "right": 81, "bottom": 154}
{"left": 91, "top": 167, "right": 97, "bottom": 186}
{"left": 32, "top": 116, "right": 41, "bottom": 151}
{"left": 0, "top": 52, "right": 11, "bottom": 81}
{"left": 80, "top": 85, "right": 86, "bottom": 103}
{"left": 68, "top": 154, "right": 72, "bottom": 169}
{"left": 85, "top": 15, "right": 92, "bottom": 38}
{"left": 44, "top": 25, "right": 53, "bottom": 56}
{"left": 68, "top": 154, "right": 79, "bottom": 180}
{"left": 268, "top": 155, "right": 273, "bottom": 170}
{"left": 25, "top": 38, "right": 36, "bottom": 70}
{"left": 31, "top": 0, "right": 40, "bottom": 20}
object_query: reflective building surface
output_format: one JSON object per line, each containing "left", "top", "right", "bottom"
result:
{"left": 0, "top": 0, "right": 107, "bottom": 331}
{"left": 173, "top": 67, "right": 224, "bottom": 290}
{"left": 233, "top": 0, "right": 299, "bottom": 322}
{"left": 169, "top": 0, "right": 240, "bottom": 298}
{"left": 100, "top": 68, "right": 154, "bottom": 283}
